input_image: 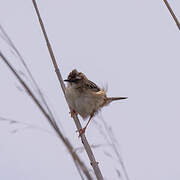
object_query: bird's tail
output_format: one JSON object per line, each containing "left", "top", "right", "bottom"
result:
{"left": 106, "top": 97, "right": 128, "bottom": 105}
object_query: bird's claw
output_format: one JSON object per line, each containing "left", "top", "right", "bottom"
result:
{"left": 69, "top": 109, "right": 78, "bottom": 117}
{"left": 76, "top": 127, "right": 86, "bottom": 137}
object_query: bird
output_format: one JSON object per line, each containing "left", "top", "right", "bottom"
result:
{"left": 64, "top": 69, "right": 127, "bottom": 136}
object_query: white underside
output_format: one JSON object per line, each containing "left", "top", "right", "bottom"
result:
{"left": 65, "top": 86, "right": 106, "bottom": 119}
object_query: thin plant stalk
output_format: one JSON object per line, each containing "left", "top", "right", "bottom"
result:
{"left": 31, "top": 0, "right": 104, "bottom": 179}
{"left": 162, "top": 0, "right": 180, "bottom": 30}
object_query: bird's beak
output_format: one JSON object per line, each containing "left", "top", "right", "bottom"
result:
{"left": 64, "top": 78, "right": 81, "bottom": 82}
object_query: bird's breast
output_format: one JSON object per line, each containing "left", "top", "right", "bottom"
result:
{"left": 65, "top": 87, "right": 106, "bottom": 119}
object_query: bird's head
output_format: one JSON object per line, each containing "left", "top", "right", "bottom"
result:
{"left": 64, "top": 69, "right": 86, "bottom": 85}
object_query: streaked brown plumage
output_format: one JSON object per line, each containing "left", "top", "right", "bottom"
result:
{"left": 64, "top": 69, "right": 127, "bottom": 136}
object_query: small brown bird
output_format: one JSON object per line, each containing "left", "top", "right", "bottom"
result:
{"left": 64, "top": 69, "right": 127, "bottom": 136}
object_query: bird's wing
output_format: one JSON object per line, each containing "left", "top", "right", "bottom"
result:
{"left": 84, "top": 80, "right": 101, "bottom": 92}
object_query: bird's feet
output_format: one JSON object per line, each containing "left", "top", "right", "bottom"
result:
{"left": 76, "top": 127, "right": 86, "bottom": 137}
{"left": 69, "top": 108, "right": 78, "bottom": 117}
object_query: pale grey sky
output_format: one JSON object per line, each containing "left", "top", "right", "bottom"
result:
{"left": 0, "top": 0, "right": 180, "bottom": 180}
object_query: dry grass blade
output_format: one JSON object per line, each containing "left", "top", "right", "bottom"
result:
{"left": 0, "top": 51, "right": 92, "bottom": 180}
{"left": 0, "top": 25, "right": 55, "bottom": 122}
{"left": 31, "top": 0, "right": 104, "bottom": 179}
{"left": 0, "top": 116, "right": 53, "bottom": 135}
{"left": 101, "top": 119, "right": 130, "bottom": 180}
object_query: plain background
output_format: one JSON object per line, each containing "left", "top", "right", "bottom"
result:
{"left": 0, "top": 0, "right": 180, "bottom": 179}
